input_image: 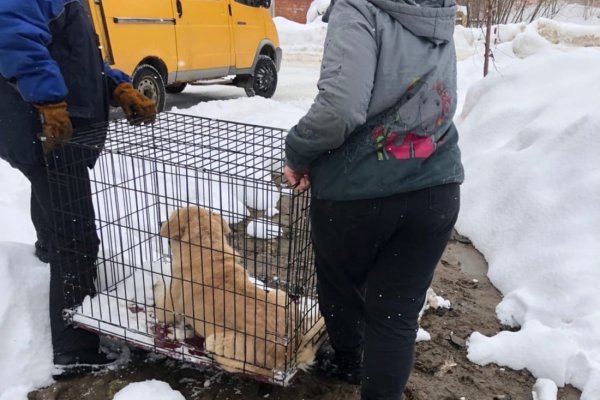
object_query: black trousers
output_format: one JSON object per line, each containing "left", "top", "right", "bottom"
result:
{"left": 25, "top": 152, "right": 100, "bottom": 355}
{"left": 311, "top": 183, "right": 460, "bottom": 400}
{"left": 0, "top": 86, "right": 102, "bottom": 355}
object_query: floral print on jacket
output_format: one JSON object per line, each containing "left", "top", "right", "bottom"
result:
{"left": 372, "top": 80, "right": 452, "bottom": 161}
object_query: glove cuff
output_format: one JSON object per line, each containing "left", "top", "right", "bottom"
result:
{"left": 113, "top": 82, "right": 135, "bottom": 101}
{"left": 33, "top": 101, "right": 69, "bottom": 124}
{"left": 34, "top": 101, "right": 68, "bottom": 111}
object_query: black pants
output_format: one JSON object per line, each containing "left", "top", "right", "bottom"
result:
{"left": 311, "top": 183, "right": 460, "bottom": 400}
{"left": 0, "top": 87, "right": 102, "bottom": 355}
{"left": 25, "top": 153, "right": 100, "bottom": 355}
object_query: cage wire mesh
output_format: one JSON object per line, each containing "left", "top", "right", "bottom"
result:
{"left": 46, "top": 112, "right": 325, "bottom": 385}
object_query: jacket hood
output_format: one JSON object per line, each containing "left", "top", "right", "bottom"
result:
{"left": 367, "top": 0, "right": 456, "bottom": 44}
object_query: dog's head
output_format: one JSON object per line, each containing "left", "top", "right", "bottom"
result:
{"left": 160, "top": 207, "right": 231, "bottom": 248}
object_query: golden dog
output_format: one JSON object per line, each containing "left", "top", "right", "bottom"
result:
{"left": 155, "top": 206, "right": 315, "bottom": 372}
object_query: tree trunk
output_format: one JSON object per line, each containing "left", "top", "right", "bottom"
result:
{"left": 484, "top": 0, "right": 494, "bottom": 77}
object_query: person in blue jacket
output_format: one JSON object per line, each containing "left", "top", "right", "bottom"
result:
{"left": 0, "top": 0, "right": 156, "bottom": 372}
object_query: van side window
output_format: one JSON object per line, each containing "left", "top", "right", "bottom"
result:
{"left": 235, "top": 0, "right": 263, "bottom": 7}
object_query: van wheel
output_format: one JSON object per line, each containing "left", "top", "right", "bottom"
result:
{"left": 166, "top": 82, "right": 187, "bottom": 94}
{"left": 132, "top": 64, "right": 166, "bottom": 112}
{"left": 245, "top": 56, "right": 277, "bottom": 99}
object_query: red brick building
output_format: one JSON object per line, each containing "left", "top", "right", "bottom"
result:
{"left": 273, "top": 0, "right": 313, "bottom": 23}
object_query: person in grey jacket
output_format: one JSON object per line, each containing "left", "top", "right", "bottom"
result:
{"left": 284, "top": 0, "right": 464, "bottom": 398}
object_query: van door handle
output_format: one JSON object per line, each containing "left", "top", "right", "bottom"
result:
{"left": 176, "top": 0, "right": 183, "bottom": 18}
{"left": 237, "top": 21, "right": 247, "bottom": 25}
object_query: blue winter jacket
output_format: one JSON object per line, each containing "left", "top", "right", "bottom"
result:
{"left": 0, "top": 0, "right": 128, "bottom": 108}
{"left": 0, "top": 0, "right": 130, "bottom": 167}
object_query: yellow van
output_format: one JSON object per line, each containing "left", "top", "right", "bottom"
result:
{"left": 88, "top": 0, "right": 281, "bottom": 111}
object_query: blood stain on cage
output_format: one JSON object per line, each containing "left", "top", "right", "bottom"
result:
{"left": 185, "top": 336, "right": 207, "bottom": 354}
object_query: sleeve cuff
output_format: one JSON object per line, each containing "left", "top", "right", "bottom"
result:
{"left": 285, "top": 126, "right": 313, "bottom": 171}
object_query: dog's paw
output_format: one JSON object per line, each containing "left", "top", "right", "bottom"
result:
{"left": 164, "top": 317, "right": 194, "bottom": 341}
{"left": 168, "top": 324, "right": 194, "bottom": 341}
{"left": 205, "top": 331, "right": 240, "bottom": 359}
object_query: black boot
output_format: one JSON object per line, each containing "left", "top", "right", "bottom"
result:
{"left": 331, "top": 351, "right": 362, "bottom": 385}
{"left": 316, "top": 339, "right": 362, "bottom": 385}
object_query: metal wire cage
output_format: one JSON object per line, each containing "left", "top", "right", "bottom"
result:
{"left": 46, "top": 112, "right": 324, "bottom": 385}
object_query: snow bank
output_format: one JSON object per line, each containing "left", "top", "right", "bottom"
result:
{"left": 497, "top": 23, "right": 527, "bottom": 43}
{"left": 457, "top": 48, "right": 600, "bottom": 399}
{"left": 274, "top": 17, "right": 327, "bottom": 61}
{"left": 513, "top": 18, "right": 600, "bottom": 58}
{"left": 0, "top": 163, "right": 36, "bottom": 244}
{"left": 306, "top": 0, "right": 331, "bottom": 23}
{"left": 171, "top": 96, "right": 306, "bottom": 129}
{"left": 454, "top": 25, "right": 478, "bottom": 61}
{"left": 246, "top": 219, "right": 282, "bottom": 240}
{"left": 455, "top": 18, "right": 600, "bottom": 62}
{"left": 0, "top": 243, "right": 53, "bottom": 400}
{"left": 553, "top": 4, "right": 600, "bottom": 26}
{"left": 113, "top": 380, "right": 185, "bottom": 400}
{"left": 532, "top": 378, "right": 559, "bottom": 400}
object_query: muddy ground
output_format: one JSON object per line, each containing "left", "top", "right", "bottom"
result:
{"left": 29, "top": 233, "right": 582, "bottom": 400}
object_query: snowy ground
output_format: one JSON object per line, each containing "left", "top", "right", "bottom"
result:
{"left": 2, "top": 12, "right": 600, "bottom": 400}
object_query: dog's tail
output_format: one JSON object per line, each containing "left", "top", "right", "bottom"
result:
{"left": 295, "top": 343, "right": 316, "bottom": 371}
{"left": 294, "top": 314, "right": 326, "bottom": 371}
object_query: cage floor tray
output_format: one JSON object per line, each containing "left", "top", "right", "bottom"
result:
{"left": 71, "top": 260, "right": 325, "bottom": 386}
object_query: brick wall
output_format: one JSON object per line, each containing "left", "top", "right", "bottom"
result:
{"left": 274, "top": 0, "right": 313, "bottom": 23}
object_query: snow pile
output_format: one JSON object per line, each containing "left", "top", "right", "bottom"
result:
{"left": 235, "top": 180, "right": 281, "bottom": 217}
{"left": 417, "top": 288, "right": 452, "bottom": 342}
{"left": 273, "top": 17, "right": 328, "bottom": 60}
{"left": 455, "top": 18, "right": 600, "bottom": 61}
{"left": 0, "top": 166, "right": 36, "bottom": 243}
{"left": 113, "top": 380, "right": 185, "bottom": 400}
{"left": 426, "top": 24, "right": 525, "bottom": 61}
{"left": 457, "top": 48, "right": 600, "bottom": 398}
{"left": 454, "top": 25, "right": 479, "bottom": 61}
{"left": 246, "top": 219, "right": 282, "bottom": 240}
{"left": 171, "top": 96, "right": 306, "bottom": 129}
{"left": 551, "top": 4, "right": 600, "bottom": 26}
{"left": 306, "top": 0, "right": 331, "bottom": 23}
{"left": 497, "top": 23, "right": 527, "bottom": 43}
{"left": 513, "top": 18, "right": 600, "bottom": 58}
{"left": 0, "top": 243, "right": 53, "bottom": 400}
{"left": 532, "top": 378, "right": 559, "bottom": 400}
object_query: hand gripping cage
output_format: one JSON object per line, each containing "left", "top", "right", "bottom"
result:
{"left": 46, "top": 112, "right": 325, "bottom": 385}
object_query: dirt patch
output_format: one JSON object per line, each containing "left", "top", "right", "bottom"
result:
{"left": 29, "top": 233, "right": 582, "bottom": 400}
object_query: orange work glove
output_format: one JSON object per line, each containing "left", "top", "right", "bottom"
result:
{"left": 34, "top": 101, "right": 73, "bottom": 154}
{"left": 113, "top": 83, "right": 156, "bottom": 125}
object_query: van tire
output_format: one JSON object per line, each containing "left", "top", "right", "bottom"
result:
{"left": 166, "top": 82, "right": 187, "bottom": 94}
{"left": 132, "top": 64, "right": 166, "bottom": 112}
{"left": 245, "top": 56, "right": 277, "bottom": 99}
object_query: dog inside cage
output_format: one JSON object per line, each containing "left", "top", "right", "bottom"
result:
{"left": 46, "top": 113, "right": 325, "bottom": 385}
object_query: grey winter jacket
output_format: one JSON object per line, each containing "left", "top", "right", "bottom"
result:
{"left": 285, "top": 0, "right": 464, "bottom": 200}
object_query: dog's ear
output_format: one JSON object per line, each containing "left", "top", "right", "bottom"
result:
{"left": 160, "top": 208, "right": 187, "bottom": 241}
